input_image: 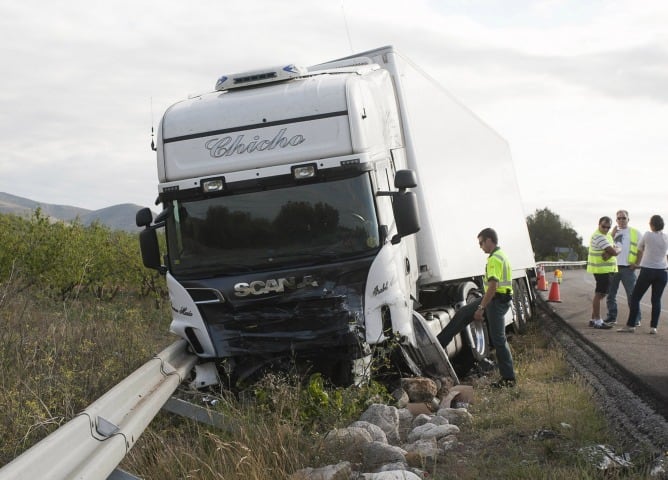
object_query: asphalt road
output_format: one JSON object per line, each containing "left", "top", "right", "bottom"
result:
{"left": 539, "top": 268, "right": 668, "bottom": 404}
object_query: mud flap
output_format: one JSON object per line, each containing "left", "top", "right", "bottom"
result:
{"left": 410, "top": 311, "right": 460, "bottom": 385}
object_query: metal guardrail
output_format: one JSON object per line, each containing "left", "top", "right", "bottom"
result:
{"left": 536, "top": 260, "right": 587, "bottom": 269}
{"left": 0, "top": 340, "right": 197, "bottom": 480}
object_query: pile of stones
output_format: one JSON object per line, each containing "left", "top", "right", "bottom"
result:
{"left": 290, "top": 377, "right": 474, "bottom": 480}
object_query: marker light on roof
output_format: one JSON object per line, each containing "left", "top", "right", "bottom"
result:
{"left": 292, "top": 165, "right": 316, "bottom": 180}
{"left": 214, "top": 76, "right": 228, "bottom": 90}
{"left": 214, "top": 64, "right": 307, "bottom": 91}
{"left": 283, "top": 64, "right": 302, "bottom": 74}
{"left": 202, "top": 178, "right": 224, "bottom": 193}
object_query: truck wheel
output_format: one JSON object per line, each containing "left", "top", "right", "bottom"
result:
{"left": 457, "top": 282, "right": 489, "bottom": 362}
{"left": 512, "top": 279, "right": 528, "bottom": 334}
{"left": 456, "top": 281, "right": 480, "bottom": 309}
{"left": 465, "top": 319, "right": 490, "bottom": 361}
{"left": 519, "top": 278, "right": 536, "bottom": 321}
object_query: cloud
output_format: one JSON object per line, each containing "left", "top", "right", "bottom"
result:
{"left": 0, "top": 0, "right": 666, "bottom": 241}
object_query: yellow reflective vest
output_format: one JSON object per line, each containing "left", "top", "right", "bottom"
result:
{"left": 587, "top": 230, "right": 618, "bottom": 274}
{"left": 626, "top": 227, "right": 640, "bottom": 264}
{"left": 484, "top": 248, "right": 513, "bottom": 294}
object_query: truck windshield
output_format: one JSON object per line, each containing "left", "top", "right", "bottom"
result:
{"left": 166, "top": 174, "right": 381, "bottom": 275}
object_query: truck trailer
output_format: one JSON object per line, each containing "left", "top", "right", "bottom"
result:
{"left": 137, "top": 45, "right": 536, "bottom": 388}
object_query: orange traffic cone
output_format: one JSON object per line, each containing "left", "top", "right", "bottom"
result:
{"left": 537, "top": 273, "right": 548, "bottom": 291}
{"left": 547, "top": 280, "right": 561, "bottom": 302}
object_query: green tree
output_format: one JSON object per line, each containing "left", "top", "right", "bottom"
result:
{"left": 526, "top": 208, "right": 587, "bottom": 261}
{"left": 0, "top": 211, "right": 164, "bottom": 302}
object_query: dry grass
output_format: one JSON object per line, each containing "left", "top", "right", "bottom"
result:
{"left": 0, "top": 286, "right": 174, "bottom": 465}
{"left": 431, "top": 323, "right": 654, "bottom": 479}
{"left": 122, "top": 409, "right": 321, "bottom": 479}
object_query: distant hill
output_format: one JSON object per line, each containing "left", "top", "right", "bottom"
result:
{"left": 0, "top": 192, "right": 152, "bottom": 232}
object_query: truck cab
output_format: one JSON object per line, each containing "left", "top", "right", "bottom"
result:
{"left": 138, "top": 61, "right": 428, "bottom": 386}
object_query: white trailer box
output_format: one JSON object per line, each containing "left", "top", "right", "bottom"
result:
{"left": 318, "top": 46, "right": 535, "bottom": 285}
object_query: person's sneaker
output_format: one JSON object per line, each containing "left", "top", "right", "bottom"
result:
{"left": 617, "top": 326, "right": 636, "bottom": 333}
{"left": 650, "top": 328, "right": 657, "bottom": 334}
{"left": 604, "top": 319, "right": 617, "bottom": 326}
{"left": 491, "top": 378, "right": 516, "bottom": 389}
{"left": 593, "top": 322, "right": 612, "bottom": 329}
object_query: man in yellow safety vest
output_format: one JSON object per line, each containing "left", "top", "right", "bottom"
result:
{"left": 437, "top": 227, "right": 516, "bottom": 388}
{"left": 587, "top": 216, "right": 619, "bottom": 329}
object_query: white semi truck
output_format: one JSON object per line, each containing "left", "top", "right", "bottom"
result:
{"left": 137, "top": 45, "right": 536, "bottom": 388}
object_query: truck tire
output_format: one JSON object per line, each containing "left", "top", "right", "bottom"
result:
{"left": 465, "top": 319, "right": 490, "bottom": 362}
{"left": 512, "top": 279, "right": 528, "bottom": 334}
{"left": 456, "top": 282, "right": 489, "bottom": 361}
{"left": 519, "top": 277, "right": 536, "bottom": 321}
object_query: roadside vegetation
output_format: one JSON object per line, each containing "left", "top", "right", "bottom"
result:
{"left": 0, "top": 211, "right": 656, "bottom": 478}
{"left": 0, "top": 210, "right": 165, "bottom": 302}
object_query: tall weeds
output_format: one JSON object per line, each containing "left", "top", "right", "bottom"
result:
{"left": 0, "top": 280, "right": 174, "bottom": 464}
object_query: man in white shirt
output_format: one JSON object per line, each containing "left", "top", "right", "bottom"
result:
{"left": 605, "top": 210, "right": 641, "bottom": 326}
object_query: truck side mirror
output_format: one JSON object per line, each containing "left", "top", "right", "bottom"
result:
{"left": 139, "top": 228, "right": 162, "bottom": 270}
{"left": 136, "top": 207, "right": 166, "bottom": 272}
{"left": 392, "top": 191, "right": 420, "bottom": 244}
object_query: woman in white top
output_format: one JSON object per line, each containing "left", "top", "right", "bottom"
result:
{"left": 618, "top": 215, "right": 668, "bottom": 334}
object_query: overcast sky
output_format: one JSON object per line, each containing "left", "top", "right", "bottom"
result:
{"left": 1, "top": 0, "right": 666, "bottom": 243}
